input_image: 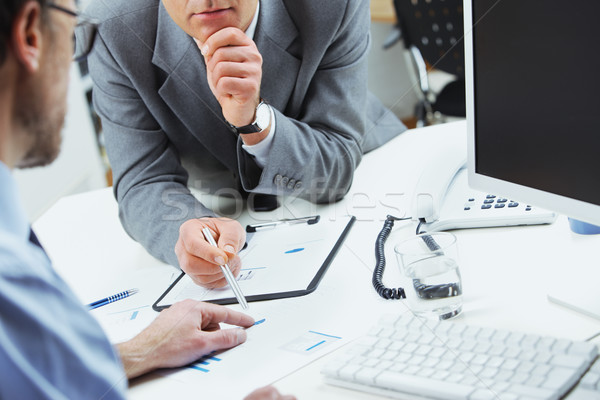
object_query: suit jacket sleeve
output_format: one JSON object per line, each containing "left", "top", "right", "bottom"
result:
{"left": 88, "top": 31, "right": 216, "bottom": 268}
{"left": 237, "top": 0, "right": 395, "bottom": 203}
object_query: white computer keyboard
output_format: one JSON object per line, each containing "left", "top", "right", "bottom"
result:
{"left": 322, "top": 313, "right": 599, "bottom": 400}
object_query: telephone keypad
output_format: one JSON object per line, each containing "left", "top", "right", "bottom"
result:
{"left": 470, "top": 196, "right": 530, "bottom": 211}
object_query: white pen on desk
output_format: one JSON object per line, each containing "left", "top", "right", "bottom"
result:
{"left": 246, "top": 215, "right": 320, "bottom": 232}
{"left": 201, "top": 227, "right": 249, "bottom": 310}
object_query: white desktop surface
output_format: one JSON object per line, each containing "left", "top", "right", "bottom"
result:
{"left": 34, "top": 121, "right": 600, "bottom": 399}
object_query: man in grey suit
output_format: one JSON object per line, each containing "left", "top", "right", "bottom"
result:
{"left": 86, "top": 0, "right": 406, "bottom": 287}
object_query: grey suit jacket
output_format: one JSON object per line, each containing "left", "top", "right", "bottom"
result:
{"left": 86, "top": 0, "right": 406, "bottom": 268}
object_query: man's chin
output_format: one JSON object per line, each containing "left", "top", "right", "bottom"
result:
{"left": 16, "top": 144, "right": 61, "bottom": 169}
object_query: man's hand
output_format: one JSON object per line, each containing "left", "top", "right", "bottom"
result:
{"left": 200, "top": 27, "right": 263, "bottom": 128}
{"left": 117, "top": 300, "right": 254, "bottom": 379}
{"left": 175, "top": 217, "right": 246, "bottom": 288}
{"left": 244, "top": 386, "right": 297, "bottom": 400}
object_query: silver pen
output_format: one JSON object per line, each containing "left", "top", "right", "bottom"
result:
{"left": 246, "top": 215, "right": 320, "bottom": 233}
{"left": 201, "top": 227, "right": 249, "bottom": 310}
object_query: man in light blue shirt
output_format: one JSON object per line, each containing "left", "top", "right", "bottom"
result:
{"left": 0, "top": 1, "right": 294, "bottom": 398}
{"left": 0, "top": 163, "right": 127, "bottom": 398}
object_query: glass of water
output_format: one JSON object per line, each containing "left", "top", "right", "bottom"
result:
{"left": 394, "top": 232, "right": 463, "bottom": 320}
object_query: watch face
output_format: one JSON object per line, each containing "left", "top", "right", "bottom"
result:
{"left": 255, "top": 102, "right": 271, "bottom": 131}
{"left": 234, "top": 102, "right": 270, "bottom": 134}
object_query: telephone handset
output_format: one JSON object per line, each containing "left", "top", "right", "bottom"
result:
{"left": 372, "top": 141, "right": 556, "bottom": 301}
{"left": 411, "top": 144, "right": 557, "bottom": 232}
{"left": 412, "top": 139, "right": 469, "bottom": 225}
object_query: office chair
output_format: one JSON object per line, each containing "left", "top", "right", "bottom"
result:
{"left": 385, "top": 0, "right": 465, "bottom": 127}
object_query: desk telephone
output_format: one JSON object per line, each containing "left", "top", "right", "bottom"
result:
{"left": 372, "top": 142, "right": 557, "bottom": 301}
{"left": 411, "top": 141, "right": 557, "bottom": 232}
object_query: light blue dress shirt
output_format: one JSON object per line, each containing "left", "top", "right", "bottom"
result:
{"left": 0, "top": 162, "right": 127, "bottom": 399}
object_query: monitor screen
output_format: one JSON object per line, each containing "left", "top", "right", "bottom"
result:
{"left": 465, "top": 0, "right": 600, "bottom": 226}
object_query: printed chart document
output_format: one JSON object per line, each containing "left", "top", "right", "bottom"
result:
{"left": 153, "top": 215, "right": 355, "bottom": 310}
{"left": 147, "top": 258, "right": 378, "bottom": 400}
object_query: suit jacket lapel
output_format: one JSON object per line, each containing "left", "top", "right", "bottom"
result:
{"left": 255, "top": 0, "right": 301, "bottom": 114}
{"left": 152, "top": 3, "right": 238, "bottom": 171}
{"left": 150, "top": 1, "right": 302, "bottom": 171}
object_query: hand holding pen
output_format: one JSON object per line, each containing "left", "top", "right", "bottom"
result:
{"left": 175, "top": 218, "right": 246, "bottom": 289}
{"left": 202, "top": 227, "right": 249, "bottom": 309}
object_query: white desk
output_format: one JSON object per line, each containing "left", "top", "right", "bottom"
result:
{"left": 34, "top": 121, "right": 600, "bottom": 399}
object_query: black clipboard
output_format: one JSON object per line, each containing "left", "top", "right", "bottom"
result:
{"left": 152, "top": 215, "right": 355, "bottom": 311}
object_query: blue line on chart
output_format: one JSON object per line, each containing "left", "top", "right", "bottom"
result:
{"left": 187, "top": 353, "right": 222, "bottom": 373}
{"left": 306, "top": 340, "right": 327, "bottom": 351}
{"left": 130, "top": 311, "right": 139, "bottom": 320}
{"left": 309, "top": 331, "right": 342, "bottom": 339}
{"left": 285, "top": 248, "right": 305, "bottom": 254}
{"left": 246, "top": 318, "right": 266, "bottom": 331}
{"left": 241, "top": 267, "right": 267, "bottom": 270}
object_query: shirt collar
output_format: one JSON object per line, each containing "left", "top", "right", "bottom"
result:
{"left": 0, "top": 162, "right": 30, "bottom": 241}
{"left": 245, "top": 1, "right": 260, "bottom": 40}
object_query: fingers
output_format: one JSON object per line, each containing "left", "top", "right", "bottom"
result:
{"left": 214, "top": 219, "right": 246, "bottom": 258}
{"left": 127, "top": 300, "right": 254, "bottom": 373}
{"left": 201, "top": 27, "right": 254, "bottom": 58}
{"left": 175, "top": 235, "right": 224, "bottom": 287}
{"left": 199, "top": 27, "right": 262, "bottom": 127}
{"left": 207, "top": 45, "right": 262, "bottom": 68}
{"left": 204, "top": 327, "right": 248, "bottom": 352}
{"left": 184, "top": 254, "right": 243, "bottom": 289}
{"left": 176, "top": 218, "right": 244, "bottom": 288}
{"left": 176, "top": 217, "right": 245, "bottom": 271}
{"left": 199, "top": 301, "right": 255, "bottom": 328}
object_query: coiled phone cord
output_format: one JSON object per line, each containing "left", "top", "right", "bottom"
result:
{"left": 373, "top": 216, "right": 460, "bottom": 300}
{"left": 372, "top": 215, "right": 410, "bottom": 299}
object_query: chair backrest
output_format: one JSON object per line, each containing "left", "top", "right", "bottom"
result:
{"left": 393, "top": 0, "right": 464, "bottom": 78}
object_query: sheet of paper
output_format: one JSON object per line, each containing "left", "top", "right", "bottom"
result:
{"left": 155, "top": 216, "right": 354, "bottom": 307}
{"left": 153, "top": 266, "right": 372, "bottom": 400}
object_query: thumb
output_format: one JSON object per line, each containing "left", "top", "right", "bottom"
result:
{"left": 216, "top": 223, "right": 245, "bottom": 256}
{"left": 206, "top": 328, "right": 247, "bottom": 351}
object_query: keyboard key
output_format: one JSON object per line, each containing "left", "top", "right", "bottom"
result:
{"left": 551, "top": 354, "right": 587, "bottom": 370}
{"left": 338, "top": 364, "right": 361, "bottom": 381}
{"left": 542, "top": 366, "right": 579, "bottom": 391}
{"left": 322, "top": 360, "right": 344, "bottom": 378}
{"left": 506, "top": 383, "right": 555, "bottom": 399}
{"left": 354, "top": 367, "right": 381, "bottom": 386}
{"left": 579, "top": 372, "right": 600, "bottom": 390}
{"left": 375, "top": 371, "right": 475, "bottom": 399}
{"left": 570, "top": 342, "right": 598, "bottom": 361}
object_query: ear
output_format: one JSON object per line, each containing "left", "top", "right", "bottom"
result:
{"left": 11, "top": 1, "right": 44, "bottom": 73}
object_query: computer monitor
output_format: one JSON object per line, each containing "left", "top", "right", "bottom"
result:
{"left": 464, "top": 0, "right": 600, "bottom": 227}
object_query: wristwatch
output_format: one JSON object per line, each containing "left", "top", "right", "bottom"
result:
{"left": 228, "top": 100, "right": 271, "bottom": 135}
